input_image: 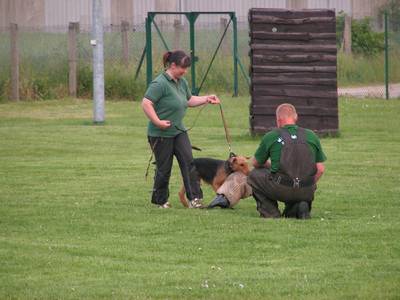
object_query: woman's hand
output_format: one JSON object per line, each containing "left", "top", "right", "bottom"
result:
{"left": 142, "top": 98, "right": 171, "bottom": 130}
{"left": 206, "top": 95, "right": 220, "bottom": 104}
{"left": 156, "top": 120, "right": 171, "bottom": 130}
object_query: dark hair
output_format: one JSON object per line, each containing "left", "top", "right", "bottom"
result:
{"left": 163, "top": 50, "right": 191, "bottom": 68}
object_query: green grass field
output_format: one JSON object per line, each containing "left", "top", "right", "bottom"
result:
{"left": 0, "top": 97, "right": 399, "bottom": 299}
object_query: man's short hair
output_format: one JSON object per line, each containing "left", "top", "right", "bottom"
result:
{"left": 276, "top": 103, "right": 297, "bottom": 120}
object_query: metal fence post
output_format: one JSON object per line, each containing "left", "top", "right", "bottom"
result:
{"left": 232, "top": 13, "right": 238, "bottom": 97}
{"left": 145, "top": 15, "right": 153, "bottom": 86}
{"left": 10, "top": 23, "right": 19, "bottom": 101}
{"left": 173, "top": 19, "right": 182, "bottom": 50}
{"left": 68, "top": 22, "right": 79, "bottom": 97}
{"left": 343, "top": 15, "right": 352, "bottom": 54}
{"left": 188, "top": 12, "right": 199, "bottom": 95}
{"left": 121, "top": 20, "right": 129, "bottom": 67}
{"left": 384, "top": 10, "right": 389, "bottom": 100}
{"left": 92, "top": 0, "right": 105, "bottom": 123}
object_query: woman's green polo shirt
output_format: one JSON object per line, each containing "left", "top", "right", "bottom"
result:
{"left": 254, "top": 125, "right": 327, "bottom": 173}
{"left": 144, "top": 72, "right": 192, "bottom": 137}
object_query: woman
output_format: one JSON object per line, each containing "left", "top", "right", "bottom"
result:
{"left": 142, "top": 50, "right": 220, "bottom": 208}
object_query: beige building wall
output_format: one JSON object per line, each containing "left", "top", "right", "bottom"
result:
{"left": 1, "top": 0, "right": 45, "bottom": 27}
{"left": 110, "top": 0, "right": 134, "bottom": 26}
{"left": 351, "top": 0, "right": 387, "bottom": 19}
{"left": 0, "top": 0, "right": 390, "bottom": 29}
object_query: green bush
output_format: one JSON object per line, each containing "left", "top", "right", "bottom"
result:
{"left": 336, "top": 12, "right": 385, "bottom": 56}
{"left": 352, "top": 18, "right": 385, "bottom": 55}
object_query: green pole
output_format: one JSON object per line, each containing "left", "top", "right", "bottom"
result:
{"left": 384, "top": 10, "right": 389, "bottom": 100}
{"left": 188, "top": 13, "right": 199, "bottom": 95}
{"left": 134, "top": 46, "right": 146, "bottom": 80}
{"left": 232, "top": 13, "right": 238, "bottom": 97}
{"left": 145, "top": 15, "right": 153, "bottom": 87}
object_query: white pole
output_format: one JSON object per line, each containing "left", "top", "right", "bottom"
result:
{"left": 91, "top": 0, "right": 105, "bottom": 123}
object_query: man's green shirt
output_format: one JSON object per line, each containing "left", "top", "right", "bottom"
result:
{"left": 144, "top": 72, "right": 192, "bottom": 137}
{"left": 254, "top": 125, "right": 327, "bottom": 173}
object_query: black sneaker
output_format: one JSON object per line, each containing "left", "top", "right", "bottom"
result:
{"left": 207, "top": 194, "right": 230, "bottom": 209}
{"left": 297, "top": 201, "right": 311, "bottom": 219}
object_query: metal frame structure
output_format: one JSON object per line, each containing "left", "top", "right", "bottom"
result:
{"left": 135, "top": 11, "right": 249, "bottom": 96}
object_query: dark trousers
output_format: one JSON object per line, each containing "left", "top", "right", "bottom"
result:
{"left": 148, "top": 132, "right": 202, "bottom": 205}
{"left": 247, "top": 168, "right": 316, "bottom": 218}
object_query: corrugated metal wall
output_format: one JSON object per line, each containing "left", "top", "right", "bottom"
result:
{"left": 0, "top": 0, "right": 389, "bottom": 29}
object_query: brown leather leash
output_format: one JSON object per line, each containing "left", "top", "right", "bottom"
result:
{"left": 145, "top": 102, "right": 235, "bottom": 179}
{"left": 218, "top": 103, "right": 236, "bottom": 157}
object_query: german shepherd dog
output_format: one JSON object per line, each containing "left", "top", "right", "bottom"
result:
{"left": 178, "top": 155, "right": 250, "bottom": 207}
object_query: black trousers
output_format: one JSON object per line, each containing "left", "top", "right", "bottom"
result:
{"left": 247, "top": 168, "right": 316, "bottom": 218}
{"left": 148, "top": 132, "right": 202, "bottom": 205}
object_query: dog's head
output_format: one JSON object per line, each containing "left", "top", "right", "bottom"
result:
{"left": 228, "top": 155, "right": 251, "bottom": 175}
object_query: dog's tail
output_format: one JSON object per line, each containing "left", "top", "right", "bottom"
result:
{"left": 178, "top": 186, "right": 189, "bottom": 208}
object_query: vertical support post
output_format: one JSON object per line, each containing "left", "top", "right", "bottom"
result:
{"left": 92, "top": 0, "right": 105, "bottom": 123}
{"left": 10, "top": 23, "right": 19, "bottom": 101}
{"left": 384, "top": 10, "right": 389, "bottom": 100}
{"left": 343, "top": 15, "right": 352, "bottom": 54}
{"left": 68, "top": 22, "right": 79, "bottom": 97}
{"left": 232, "top": 13, "right": 238, "bottom": 97}
{"left": 173, "top": 19, "right": 182, "bottom": 50}
{"left": 220, "top": 17, "right": 228, "bottom": 54}
{"left": 121, "top": 20, "right": 129, "bottom": 67}
{"left": 188, "top": 13, "right": 198, "bottom": 95}
{"left": 145, "top": 15, "right": 153, "bottom": 86}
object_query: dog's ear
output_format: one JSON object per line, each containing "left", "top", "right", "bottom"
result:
{"left": 229, "top": 156, "right": 237, "bottom": 164}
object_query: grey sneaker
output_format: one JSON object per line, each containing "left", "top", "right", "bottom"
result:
{"left": 158, "top": 202, "right": 171, "bottom": 209}
{"left": 188, "top": 198, "right": 204, "bottom": 208}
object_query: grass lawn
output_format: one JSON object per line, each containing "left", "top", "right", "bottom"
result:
{"left": 0, "top": 96, "right": 399, "bottom": 299}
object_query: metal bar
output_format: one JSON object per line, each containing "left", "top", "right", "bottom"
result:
{"left": 152, "top": 19, "right": 170, "bottom": 51}
{"left": 187, "top": 13, "right": 199, "bottom": 95}
{"left": 145, "top": 15, "right": 153, "bottom": 86}
{"left": 384, "top": 10, "right": 389, "bottom": 100}
{"left": 134, "top": 46, "right": 146, "bottom": 80}
{"left": 10, "top": 23, "right": 19, "bottom": 101}
{"left": 237, "top": 56, "right": 250, "bottom": 87}
{"left": 92, "top": 0, "right": 105, "bottom": 123}
{"left": 232, "top": 13, "right": 238, "bottom": 97}
{"left": 197, "top": 18, "right": 232, "bottom": 94}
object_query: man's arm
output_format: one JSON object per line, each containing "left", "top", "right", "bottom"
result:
{"left": 314, "top": 162, "right": 325, "bottom": 183}
{"left": 252, "top": 157, "right": 271, "bottom": 169}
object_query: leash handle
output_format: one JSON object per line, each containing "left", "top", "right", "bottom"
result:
{"left": 219, "top": 103, "right": 233, "bottom": 155}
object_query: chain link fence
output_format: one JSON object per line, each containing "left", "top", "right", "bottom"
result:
{"left": 0, "top": 8, "right": 399, "bottom": 101}
{"left": 336, "top": 10, "right": 400, "bottom": 99}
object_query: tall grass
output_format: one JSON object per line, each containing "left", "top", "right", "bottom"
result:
{"left": 338, "top": 48, "right": 400, "bottom": 87}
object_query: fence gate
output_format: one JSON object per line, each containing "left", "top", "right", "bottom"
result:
{"left": 249, "top": 8, "right": 338, "bottom": 135}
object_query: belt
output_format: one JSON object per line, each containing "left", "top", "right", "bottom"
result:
{"left": 270, "top": 173, "right": 315, "bottom": 188}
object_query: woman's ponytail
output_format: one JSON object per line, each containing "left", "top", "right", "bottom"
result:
{"left": 163, "top": 50, "right": 191, "bottom": 69}
{"left": 163, "top": 51, "right": 172, "bottom": 67}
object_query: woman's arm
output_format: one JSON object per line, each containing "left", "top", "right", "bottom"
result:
{"left": 141, "top": 98, "right": 171, "bottom": 129}
{"left": 187, "top": 95, "right": 220, "bottom": 107}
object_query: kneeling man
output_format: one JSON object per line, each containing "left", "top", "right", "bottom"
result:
{"left": 247, "top": 103, "right": 326, "bottom": 219}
